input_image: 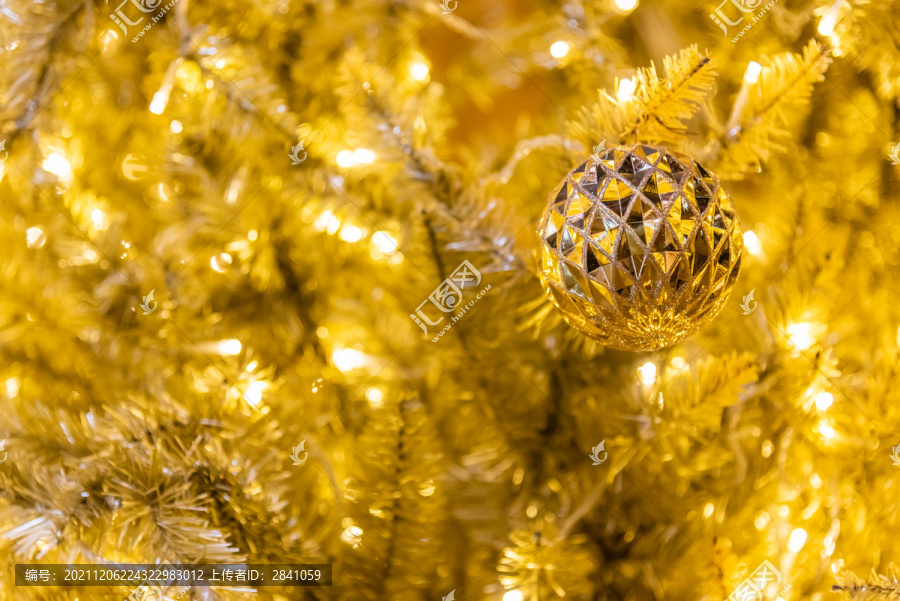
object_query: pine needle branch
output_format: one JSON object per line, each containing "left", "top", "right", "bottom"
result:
{"left": 572, "top": 45, "right": 715, "bottom": 148}
{"left": 621, "top": 45, "right": 716, "bottom": 145}
{"left": 833, "top": 565, "right": 900, "bottom": 601}
{"left": 715, "top": 39, "right": 832, "bottom": 179}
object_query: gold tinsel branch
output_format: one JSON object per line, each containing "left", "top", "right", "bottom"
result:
{"left": 572, "top": 45, "right": 715, "bottom": 148}
{"left": 833, "top": 565, "right": 900, "bottom": 601}
{"left": 714, "top": 39, "right": 833, "bottom": 179}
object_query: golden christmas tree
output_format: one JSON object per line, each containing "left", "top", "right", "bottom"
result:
{"left": 1, "top": 0, "right": 900, "bottom": 600}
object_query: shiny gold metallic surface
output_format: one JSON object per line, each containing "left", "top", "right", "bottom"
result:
{"left": 538, "top": 144, "right": 743, "bottom": 351}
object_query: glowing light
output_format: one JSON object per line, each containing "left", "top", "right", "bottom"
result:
{"left": 671, "top": 356, "right": 686, "bottom": 370}
{"left": 91, "top": 208, "right": 108, "bottom": 231}
{"left": 26, "top": 226, "right": 47, "bottom": 249}
{"left": 43, "top": 152, "right": 73, "bottom": 181}
{"left": 743, "top": 230, "right": 763, "bottom": 256}
{"left": 148, "top": 92, "right": 169, "bottom": 115}
{"left": 815, "top": 392, "right": 834, "bottom": 411}
{"left": 248, "top": 229, "right": 258, "bottom": 241}
{"left": 336, "top": 150, "right": 355, "bottom": 168}
{"left": 637, "top": 361, "right": 657, "bottom": 386}
{"left": 503, "top": 591, "right": 524, "bottom": 601}
{"left": 743, "top": 61, "right": 762, "bottom": 85}
{"left": 333, "top": 348, "right": 365, "bottom": 372}
{"left": 340, "top": 225, "right": 365, "bottom": 243}
{"left": 170, "top": 120, "right": 183, "bottom": 133}
{"left": 818, "top": 421, "right": 836, "bottom": 440}
{"left": 210, "top": 252, "right": 233, "bottom": 273}
{"left": 550, "top": 41, "right": 570, "bottom": 58}
{"left": 786, "top": 322, "right": 815, "bottom": 350}
{"left": 615, "top": 0, "right": 638, "bottom": 11}
{"left": 818, "top": 13, "right": 836, "bottom": 36}
{"left": 372, "top": 231, "right": 398, "bottom": 255}
{"left": 6, "top": 377, "right": 21, "bottom": 397}
{"left": 788, "top": 528, "right": 808, "bottom": 552}
{"left": 314, "top": 210, "right": 341, "bottom": 233}
{"left": 337, "top": 149, "right": 376, "bottom": 168}
{"left": 366, "top": 387, "right": 383, "bottom": 407}
{"left": 409, "top": 62, "right": 430, "bottom": 81}
{"left": 219, "top": 339, "right": 242, "bottom": 355}
{"left": 352, "top": 149, "right": 376, "bottom": 165}
{"left": 703, "top": 502, "right": 715, "bottom": 518}
{"left": 246, "top": 360, "right": 259, "bottom": 372}
{"left": 244, "top": 381, "right": 265, "bottom": 405}
{"left": 215, "top": 59, "right": 226, "bottom": 69}
{"left": 761, "top": 440, "right": 773, "bottom": 457}
{"left": 617, "top": 78, "right": 637, "bottom": 102}
{"left": 341, "top": 525, "right": 363, "bottom": 546}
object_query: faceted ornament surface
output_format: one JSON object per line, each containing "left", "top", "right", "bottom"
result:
{"left": 537, "top": 144, "right": 743, "bottom": 351}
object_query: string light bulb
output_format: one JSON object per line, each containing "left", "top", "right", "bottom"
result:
{"left": 818, "top": 13, "right": 836, "bottom": 36}
{"left": 219, "top": 339, "right": 242, "bottom": 355}
{"left": 26, "top": 226, "right": 47, "bottom": 249}
{"left": 815, "top": 392, "right": 834, "bottom": 411}
{"left": 371, "top": 231, "right": 398, "bottom": 256}
{"left": 244, "top": 381, "right": 265, "bottom": 405}
{"left": 333, "top": 348, "right": 365, "bottom": 372}
{"left": 42, "top": 152, "right": 73, "bottom": 181}
{"left": 788, "top": 528, "right": 808, "bottom": 552}
{"left": 352, "top": 149, "right": 376, "bottom": 165}
{"left": 365, "top": 387, "right": 383, "bottom": 408}
{"left": 617, "top": 78, "right": 636, "bottom": 102}
{"left": 550, "top": 41, "right": 570, "bottom": 58}
{"left": 786, "top": 322, "right": 815, "bottom": 350}
{"left": 339, "top": 225, "right": 364, "bottom": 243}
{"left": 211, "top": 252, "right": 233, "bottom": 272}
{"left": 337, "top": 149, "right": 376, "bottom": 168}
{"left": 615, "top": 0, "right": 638, "bottom": 13}
{"left": 409, "top": 62, "right": 430, "bottom": 82}
{"left": 743, "top": 61, "right": 763, "bottom": 84}
{"left": 90, "top": 208, "right": 108, "bottom": 231}
{"left": 638, "top": 362, "right": 657, "bottom": 386}
{"left": 743, "top": 231, "right": 763, "bottom": 256}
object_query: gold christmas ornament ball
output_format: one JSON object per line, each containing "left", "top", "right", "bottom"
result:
{"left": 537, "top": 143, "right": 743, "bottom": 351}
